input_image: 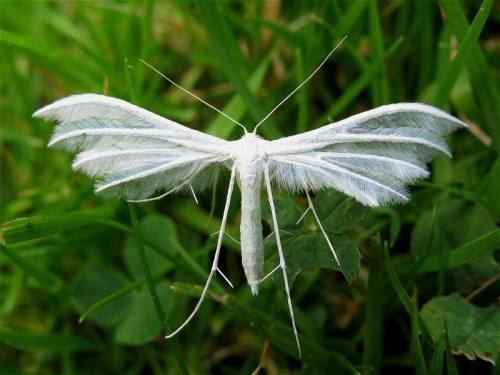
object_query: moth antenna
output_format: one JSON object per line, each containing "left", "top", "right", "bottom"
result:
{"left": 165, "top": 165, "right": 236, "bottom": 339}
{"left": 264, "top": 164, "right": 302, "bottom": 358}
{"left": 252, "top": 35, "right": 348, "bottom": 135}
{"left": 140, "top": 59, "right": 248, "bottom": 134}
{"left": 305, "top": 190, "right": 340, "bottom": 265}
{"left": 216, "top": 268, "right": 235, "bottom": 288}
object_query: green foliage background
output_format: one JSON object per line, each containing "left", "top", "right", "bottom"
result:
{"left": 1, "top": 1, "right": 499, "bottom": 374}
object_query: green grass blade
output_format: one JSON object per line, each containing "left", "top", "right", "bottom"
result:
{"left": 315, "top": 37, "right": 402, "bottom": 126}
{"left": 127, "top": 204, "right": 188, "bottom": 375}
{"left": 0, "top": 329, "right": 96, "bottom": 352}
{"left": 368, "top": 0, "right": 390, "bottom": 105}
{"left": 444, "top": 322, "right": 459, "bottom": 375}
{"left": 363, "top": 237, "right": 384, "bottom": 374}
{"left": 438, "top": 0, "right": 500, "bottom": 148}
{"left": 433, "top": 0, "right": 493, "bottom": 108}
{"left": 204, "top": 50, "right": 273, "bottom": 139}
{"left": 415, "top": 229, "right": 500, "bottom": 273}
{"left": 295, "top": 47, "right": 308, "bottom": 134}
{"left": 411, "top": 304, "right": 429, "bottom": 375}
{"left": 416, "top": 2, "right": 435, "bottom": 94}
{"left": 383, "top": 246, "right": 432, "bottom": 343}
{"left": 0, "top": 244, "right": 65, "bottom": 294}
{"left": 429, "top": 331, "right": 445, "bottom": 375}
{"left": 197, "top": 2, "right": 281, "bottom": 139}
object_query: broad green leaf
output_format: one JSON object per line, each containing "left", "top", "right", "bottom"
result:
{"left": 261, "top": 195, "right": 304, "bottom": 230}
{"left": 316, "top": 190, "right": 369, "bottom": 233}
{"left": 124, "top": 214, "right": 178, "bottom": 278}
{"left": 0, "top": 329, "right": 95, "bottom": 352}
{"left": 267, "top": 233, "right": 360, "bottom": 287}
{"left": 114, "top": 281, "right": 174, "bottom": 345}
{"left": 73, "top": 264, "right": 132, "bottom": 327}
{"left": 421, "top": 294, "right": 499, "bottom": 365}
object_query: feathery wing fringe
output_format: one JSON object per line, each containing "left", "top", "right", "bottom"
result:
{"left": 34, "top": 94, "right": 232, "bottom": 200}
{"left": 266, "top": 103, "right": 465, "bottom": 207}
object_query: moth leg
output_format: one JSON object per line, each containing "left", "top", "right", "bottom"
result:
{"left": 216, "top": 268, "right": 234, "bottom": 288}
{"left": 305, "top": 191, "right": 340, "bottom": 266}
{"left": 165, "top": 164, "right": 236, "bottom": 339}
{"left": 260, "top": 264, "right": 280, "bottom": 283}
{"left": 264, "top": 164, "right": 302, "bottom": 358}
{"left": 264, "top": 229, "right": 293, "bottom": 241}
{"left": 128, "top": 176, "right": 195, "bottom": 203}
{"left": 295, "top": 206, "right": 311, "bottom": 225}
{"left": 209, "top": 231, "right": 240, "bottom": 244}
{"left": 189, "top": 184, "right": 199, "bottom": 205}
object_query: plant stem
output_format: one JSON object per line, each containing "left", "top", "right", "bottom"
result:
{"left": 127, "top": 203, "right": 188, "bottom": 375}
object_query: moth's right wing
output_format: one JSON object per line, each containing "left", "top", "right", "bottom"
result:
{"left": 265, "top": 103, "right": 466, "bottom": 207}
{"left": 34, "top": 94, "right": 233, "bottom": 200}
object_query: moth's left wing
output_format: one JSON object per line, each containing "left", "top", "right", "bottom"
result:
{"left": 265, "top": 103, "right": 466, "bottom": 207}
{"left": 34, "top": 94, "right": 233, "bottom": 200}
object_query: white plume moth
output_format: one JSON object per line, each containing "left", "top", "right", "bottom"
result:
{"left": 34, "top": 39, "right": 465, "bottom": 357}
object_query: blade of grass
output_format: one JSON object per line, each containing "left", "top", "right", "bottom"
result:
{"left": 1, "top": 213, "right": 212, "bottom": 286}
{"left": 415, "top": 228, "right": 500, "bottom": 273}
{"left": 336, "top": 0, "right": 368, "bottom": 37}
{"left": 0, "top": 329, "right": 96, "bottom": 352}
{"left": 415, "top": 1, "right": 435, "bottom": 94}
{"left": 400, "top": 204, "right": 439, "bottom": 286}
{"left": 429, "top": 331, "right": 445, "bottom": 375}
{"left": 433, "top": 0, "right": 493, "bottom": 108}
{"left": 444, "top": 321, "right": 459, "bottom": 375}
{"left": 0, "top": 244, "right": 65, "bottom": 294}
{"left": 295, "top": 47, "right": 308, "bottom": 134}
{"left": 438, "top": 0, "right": 500, "bottom": 148}
{"left": 170, "top": 286, "right": 358, "bottom": 372}
{"left": 127, "top": 203, "right": 188, "bottom": 375}
{"left": 204, "top": 50, "right": 273, "bottom": 139}
{"left": 410, "top": 299, "right": 429, "bottom": 375}
{"left": 0, "top": 29, "right": 98, "bottom": 89}
{"left": 383, "top": 246, "right": 432, "bottom": 343}
{"left": 197, "top": 2, "right": 281, "bottom": 139}
{"left": 315, "top": 36, "right": 403, "bottom": 126}
{"left": 363, "top": 236, "right": 384, "bottom": 375}
{"left": 368, "top": 0, "right": 390, "bottom": 105}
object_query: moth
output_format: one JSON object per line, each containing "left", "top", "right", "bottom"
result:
{"left": 34, "top": 44, "right": 465, "bottom": 357}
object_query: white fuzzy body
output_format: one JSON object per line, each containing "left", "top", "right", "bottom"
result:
{"left": 232, "top": 134, "right": 268, "bottom": 295}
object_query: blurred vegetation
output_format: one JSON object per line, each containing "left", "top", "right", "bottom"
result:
{"left": 1, "top": 1, "right": 499, "bottom": 374}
